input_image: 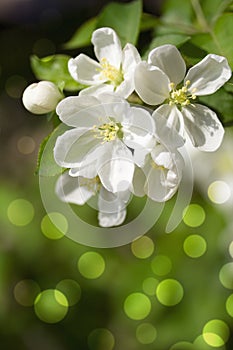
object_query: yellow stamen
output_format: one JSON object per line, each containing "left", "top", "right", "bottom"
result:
{"left": 92, "top": 120, "right": 122, "bottom": 143}
{"left": 99, "top": 58, "right": 123, "bottom": 87}
{"left": 169, "top": 80, "right": 196, "bottom": 107}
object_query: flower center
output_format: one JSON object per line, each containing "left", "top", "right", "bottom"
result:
{"left": 150, "top": 160, "right": 166, "bottom": 171}
{"left": 92, "top": 120, "right": 122, "bottom": 143}
{"left": 169, "top": 80, "right": 197, "bottom": 107}
{"left": 79, "top": 176, "right": 101, "bottom": 194}
{"left": 99, "top": 58, "right": 124, "bottom": 87}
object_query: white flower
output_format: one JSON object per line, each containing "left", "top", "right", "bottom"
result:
{"left": 134, "top": 44, "right": 232, "bottom": 151}
{"left": 22, "top": 81, "right": 63, "bottom": 114}
{"left": 55, "top": 172, "right": 130, "bottom": 227}
{"left": 54, "top": 93, "right": 155, "bottom": 193}
{"left": 68, "top": 27, "right": 141, "bottom": 98}
{"left": 132, "top": 116, "right": 184, "bottom": 202}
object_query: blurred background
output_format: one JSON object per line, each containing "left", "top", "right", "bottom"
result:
{"left": 0, "top": 0, "right": 233, "bottom": 349}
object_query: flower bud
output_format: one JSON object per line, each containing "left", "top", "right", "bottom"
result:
{"left": 22, "top": 81, "right": 63, "bottom": 114}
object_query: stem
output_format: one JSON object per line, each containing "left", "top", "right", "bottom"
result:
{"left": 190, "top": 0, "right": 209, "bottom": 31}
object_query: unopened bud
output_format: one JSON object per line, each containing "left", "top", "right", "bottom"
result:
{"left": 22, "top": 81, "right": 63, "bottom": 114}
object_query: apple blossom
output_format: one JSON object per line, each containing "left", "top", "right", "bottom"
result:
{"left": 134, "top": 44, "right": 232, "bottom": 151}
{"left": 68, "top": 27, "right": 141, "bottom": 98}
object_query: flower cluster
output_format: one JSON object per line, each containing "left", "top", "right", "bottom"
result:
{"left": 22, "top": 27, "right": 232, "bottom": 227}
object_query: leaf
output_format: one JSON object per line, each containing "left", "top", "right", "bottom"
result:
{"left": 63, "top": 17, "right": 97, "bottom": 49}
{"left": 191, "top": 13, "right": 233, "bottom": 69}
{"left": 143, "top": 34, "right": 191, "bottom": 60}
{"left": 198, "top": 87, "right": 233, "bottom": 125}
{"left": 96, "top": 0, "right": 142, "bottom": 46}
{"left": 140, "top": 13, "right": 158, "bottom": 31}
{"left": 30, "top": 55, "right": 85, "bottom": 91}
{"left": 36, "top": 124, "right": 70, "bottom": 177}
{"left": 201, "top": 0, "right": 233, "bottom": 25}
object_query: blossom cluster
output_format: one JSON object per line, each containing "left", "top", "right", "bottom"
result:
{"left": 22, "top": 27, "right": 232, "bottom": 227}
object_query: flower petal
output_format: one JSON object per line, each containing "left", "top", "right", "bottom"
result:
{"left": 123, "top": 106, "right": 155, "bottom": 150}
{"left": 148, "top": 44, "right": 186, "bottom": 85}
{"left": 132, "top": 166, "right": 146, "bottom": 197}
{"left": 153, "top": 104, "right": 185, "bottom": 139}
{"left": 92, "top": 27, "right": 122, "bottom": 68}
{"left": 134, "top": 62, "right": 170, "bottom": 105}
{"left": 56, "top": 95, "right": 106, "bottom": 128}
{"left": 98, "top": 186, "right": 127, "bottom": 227}
{"left": 185, "top": 54, "right": 232, "bottom": 95}
{"left": 56, "top": 173, "right": 95, "bottom": 205}
{"left": 182, "top": 103, "right": 225, "bottom": 151}
{"left": 53, "top": 129, "right": 101, "bottom": 168}
{"left": 68, "top": 54, "right": 104, "bottom": 85}
{"left": 80, "top": 84, "right": 114, "bottom": 96}
{"left": 98, "top": 140, "right": 134, "bottom": 193}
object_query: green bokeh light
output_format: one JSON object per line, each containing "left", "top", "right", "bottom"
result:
{"left": 202, "top": 319, "right": 230, "bottom": 347}
{"left": 41, "top": 212, "right": 68, "bottom": 239}
{"left": 136, "top": 322, "right": 157, "bottom": 344}
{"left": 183, "top": 234, "right": 207, "bottom": 258}
{"left": 194, "top": 335, "right": 226, "bottom": 350}
{"left": 151, "top": 255, "right": 172, "bottom": 276}
{"left": 226, "top": 294, "right": 233, "bottom": 317}
{"left": 88, "top": 328, "right": 115, "bottom": 350}
{"left": 142, "top": 277, "right": 159, "bottom": 296}
{"left": 56, "top": 279, "right": 81, "bottom": 306}
{"left": 7, "top": 198, "right": 34, "bottom": 226}
{"left": 131, "top": 236, "right": 154, "bottom": 259}
{"left": 170, "top": 341, "right": 194, "bottom": 350}
{"left": 34, "top": 289, "right": 69, "bottom": 323}
{"left": 78, "top": 252, "right": 105, "bottom": 279}
{"left": 219, "top": 263, "right": 233, "bottom": 289}
{"left": 208, "top": 181, "right": 231, "bottom": 204}
{"left": 14, "top": 279, "right": 40, "bottom": 306}
{"left": 156, "top": 279, "right": 184, "bottom": 306}
{"left": 124, "top": 292, "right": 151, "bottom": 320}
{"left": 183, "top": 204, "right": 205, "bottom": 227}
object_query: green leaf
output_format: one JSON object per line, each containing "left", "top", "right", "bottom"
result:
{"left": 96, "top": 0, "right": 142, "bottom": 46}
{"left": 30, "top": 55, "right": 84, "bottom": 91}
{"left": 198, "top": 87, "right": 233, "bottom": 125}
{"left": 191, "top": 13, "right": 233, "bottom": 69}
{"left": 36, "top": 124, "right": 70, "bottom": 177}
{"left": 143, "top": 34, "right": 191, "bottom": 60}
{"left": 63, "top": 17, "right": 97, "bottom": 49}
{"left": 140, "top": 13, "right": 158, "bottom": 31}
{"left": 201, "top": 0, "right": 233, "bottom": 25}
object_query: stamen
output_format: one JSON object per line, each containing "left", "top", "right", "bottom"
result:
{"left": 169, "top": 80, "right": 197, "bottom": 107}
{"left": 79, "top": 176, "right": 101, "bottom": 194}
{"left": 92, "top": 120, "right": 122, "bottom": 143}
{"left": 98, "top": 58, "right": 124, "bottom": 87}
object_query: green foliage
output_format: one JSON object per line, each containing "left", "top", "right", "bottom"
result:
{"left": 94, "top": 0, "right": 142, "bottom": 46}
{"left": 63, "top": 17, "right": 97, "bottom": 49}
{"left": 36, "top": 124, "right": 69, "bottom": 177}
{"left": 64, "top": 0, "right": 142, "bottom": 48}
{"left": 30, "top": 55, "right": 84, "bottom": 91}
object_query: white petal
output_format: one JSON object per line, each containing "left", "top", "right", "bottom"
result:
{"left": 132, "top": 166, "right": 146, "bottom": 197}
{"left": 152, "top": 108, "right": 185, "bottom": 148}
{"left": 134, "top": 62, "right": 170, "bottom": 105}
{"left": 56, "top": 173, "right": 95, "bottom": 205}
{"left": 98, "top": 140, "right": 134, "bottom": 193}
{"left": 79, "top": 84, "right": 114, "bottom": 96}
{"left": 151, "top": 145, "right": 174, "bottom": 169}
{"left": 56, "top": 95, "right": 106, "bottom": 128}
{"left": 69, "top": 159, "right": 98, "bottom": 179}
{"left": 92, "top": 27, "right": 122, "bottom": 68}
{"left": 53, "top": 129, "right": 101, "bottom": 168}
{"left": 153, "top": 104, "right": 185, "bottom": 139}
{"left": 115, "top": 77, "right": 134, "bottom": 98}
{"left": 68, "top": 54, "right": 104, "bottom": 85}
{"left": 148, "top": 44, "right": 186, "bottom": 85}
{"left": 98, "top": 186, "right": 127, "bottom": 226}
{"left": 185, "top": 54, "right": 232, "bottom": 95}
{"left": 182, "top": 104, "right": 225, "bottom": 151}
{"left": 98, "top": 209, "right": 126, "bottom": 227}
{"left": 123, "top": 106, "right": 155, "bottom": 150}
